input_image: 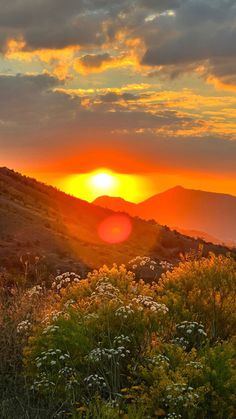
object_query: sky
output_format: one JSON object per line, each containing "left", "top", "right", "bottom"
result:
{"left": 0, "top": 0, "right": 236, "bottom": 201}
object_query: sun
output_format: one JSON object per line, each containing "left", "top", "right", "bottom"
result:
{"left": 57, "top": 168, "right": 153, "bottom": 202}
{"left": 91, "top": 171, "right": 115, "bottom": 190}
{"left": 89, "top": 170, "right": 117, "bottom": 193}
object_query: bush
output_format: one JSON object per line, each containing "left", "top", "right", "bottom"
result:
{"left": 24, "top": 265, "right": 169, "bottom": 414}
{"left": 1, "top": 255, "right": 235, "bottom": 418}
{"left": 158, "top": 253, "right": 236, "bottom": 340}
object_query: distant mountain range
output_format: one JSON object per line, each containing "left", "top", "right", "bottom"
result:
{"left": 93, "top": 186, "right": 236, "bottom": 245}
{"left": 0, "top": 168, "right": 233, "bottom": 274}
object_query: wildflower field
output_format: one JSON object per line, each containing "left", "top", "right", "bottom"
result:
{"left": 0, "top": 253, "right": 235, "bottom": 418}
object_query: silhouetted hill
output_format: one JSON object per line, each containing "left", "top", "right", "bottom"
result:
{"left": 93, "top": 187, "right": 236, "bottom": 244}
{"left": 94, "top": 196, "right": 136, "bottom": 214}
{"left": 0, "top": 168, "right": 233, "bottom": 275}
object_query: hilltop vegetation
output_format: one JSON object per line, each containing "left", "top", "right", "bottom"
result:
{"left": 0, "top": 253, "right": 235, "bottom": 418}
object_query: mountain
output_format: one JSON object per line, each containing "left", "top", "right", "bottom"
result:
{"left": 93, "top": 186, "right": 236, "bottom": 244}
{"left": 93, "top": 196, "right": 137, "bottom": 214}
{"left": 0, "top": 168, "right": 233, "bottom": 276}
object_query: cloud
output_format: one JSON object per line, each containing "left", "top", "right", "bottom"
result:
{"left": 140, "top": 0, "right": 236, "bottom": 89}
{"left": 0, "top": 0, "right": 235, "bottom": 89}
{"left": 0, "top": 0, "right": 107, "bottom": 50}
{"left": 0, "top": 73, "right": 235, "bottom": 177}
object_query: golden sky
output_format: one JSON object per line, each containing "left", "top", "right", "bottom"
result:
{"left": 0, "top": 1, "right": 236, "bottom": 201}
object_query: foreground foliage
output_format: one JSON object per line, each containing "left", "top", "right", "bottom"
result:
{"left": 0, "top": 254, "right": 235, "bottom": 418}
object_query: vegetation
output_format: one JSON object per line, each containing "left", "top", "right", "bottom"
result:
{"left": 0, "top": 253, "right": 235, "bottom": 418}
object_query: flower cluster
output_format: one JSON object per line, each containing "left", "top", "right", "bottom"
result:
{"left": 115, "top": 304, "right": 134, "bottom": 319}
{"left": 42, "top": 324, "right": 59, "bottom": 335}
{"left": 186, "top": 361, "right": 203, "bottom": 370}
{"left": 159, "top": 260, "right": 174, "bottom": 271}
{"left": 113, "top": 335, "right": 131, "bottom": 345}
{"left": 64, "top": 299, "right": 76, "bottom": 308}
{"left": 172, "top": 337, "right": 189, "bottom": 350}
{"left": 91, "top": 278, "right": 120, "bottom": 301}
{"left": 58, "top": 366, "right": 74, "bottom": 378}
{"left": 85, "top": 313, "right": 99, "bottom": 320}
{"left": 164, "top": 383, "right": 200, "bottom": 409}
{"left": 35, "top": 349, "right": 70, "bottom": 369}
{"left": 84, "top": 374, "right": 107, "bottom": 389}
{"left": 132, "top": 295, "right": 169, "bottom": 314}
{"left": 174, "top": 321, "right": 207, "bottom": 350}
{"left": 151, "top": 354, "right": 170, "bottom": 367}
{"left": 51, "top": 272, "right": 80, "bottom": 291}
{"left": 128, "top": 256, "right": 157, "bottom": 271}
{"left": 88, "top": 346, "right": 130, "bottom": 363}
{"left": 16, "top": 319, "right": 32, "bottom": 335}
{"left": 176, "top": 321, "right": 207, "bottom": 336}
{"left": 58, "top": 366, "right": 79, "bottom": 391}
{"left": 27, "top": 285, "right": 43, "bottom": 298}
{"left": 42, "top": 310, "right": 69, "bottom": 325}
{"left": 31, "top": 372, "right": 55, "bottom": 392}
{"left": 166, "top": 414, "right": 182, "bottom": 419}
{"left": 128, "top": 257, "right": 174, "bottom": 273}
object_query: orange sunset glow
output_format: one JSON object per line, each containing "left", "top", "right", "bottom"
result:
{"left": 50, "top": 170, "right": 154, "bottom": 202}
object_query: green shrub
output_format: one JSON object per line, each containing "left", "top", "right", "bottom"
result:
{"left": 1, "top": 255, "right": 235, "bottom": 418}
{"left": 158, "top": 254, "right": 236, "bottom": 340}
{"left": 24, "top": 265, "right": 169, "bottom": 414}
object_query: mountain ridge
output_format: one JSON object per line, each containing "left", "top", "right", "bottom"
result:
{"left": 93, "top": 186, "right": 236, "bottom": 244}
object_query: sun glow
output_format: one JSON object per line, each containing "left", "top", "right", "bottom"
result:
{"left": 57, "top": 169, "right": 152, "bottom": 202}
{"left": 90, "top": 170, "right": 117, "bottom": 193}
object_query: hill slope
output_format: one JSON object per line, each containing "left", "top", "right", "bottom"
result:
{"left": 94, "top": 186, "right": 236, "bottom": 243}
{"left": 0, "top": 168, "right": 232, "bottom": 274}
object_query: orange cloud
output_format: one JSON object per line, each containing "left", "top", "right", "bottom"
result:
{"left": 207, "top": 75, "right": 236, "bottom": 92}
{"left": 73, "top": 52, "right": 139, "bottom": 75}
{"left": 54, "top": 83, "right": 151, "bottom": 97}
{"left": 5, "top": 38, "right": 79, "bottom": 79}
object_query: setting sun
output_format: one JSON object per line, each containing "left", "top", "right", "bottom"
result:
{"left": 55, "top": 169, "right": 154, "bottom": 203}
{"left": 90, "top": 171, "right": 117, "bottom": 193}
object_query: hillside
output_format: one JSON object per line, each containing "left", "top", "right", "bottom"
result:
{"left": 0, "top": 168, "right": 233, "bottom": 275}
{"left": 94, "top": 186, "right": 236, "bottom": 244}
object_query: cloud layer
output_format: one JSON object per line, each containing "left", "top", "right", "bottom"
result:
{"left": 0, "top": 73, "right": 235, "bottom": 176}
{"left": 1, "top": 0, "right": 235, "bottom": 87}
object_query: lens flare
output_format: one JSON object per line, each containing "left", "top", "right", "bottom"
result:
{"left": 98, "top": 214, "right": 132, "bottom": 244}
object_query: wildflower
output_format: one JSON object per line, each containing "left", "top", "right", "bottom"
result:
{"left": 132, "top": 295, "right": 168, "bottom": 314}
{"left": 115, "top": 304, "right": 134, "bottom": 318}
{"left": 27, "top": 285, "right": 43, "bottom": 298}
{"left": 51, "top": 272, "right": 81, "bottom": 292}
{"left": 17, "top": 319, "right": 32, "bottom": 335}
{"left": 84, "top": 374, "right": 107, "bottom": 389}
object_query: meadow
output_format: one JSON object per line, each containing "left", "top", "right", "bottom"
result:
{"left": 0, "top": 252, "right": 235, "bottom": 418}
